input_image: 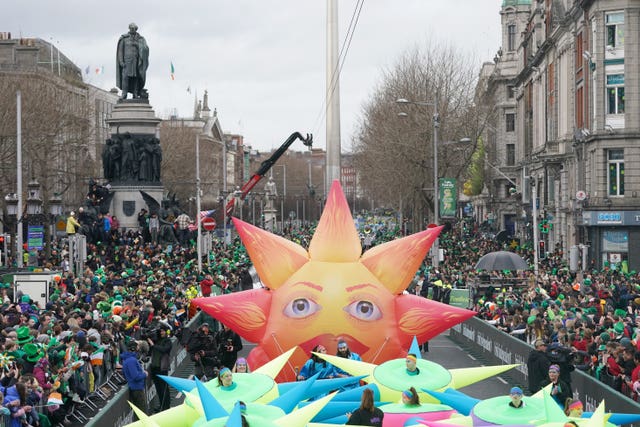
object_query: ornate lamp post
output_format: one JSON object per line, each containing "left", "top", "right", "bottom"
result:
{"left": 48, "top": 193, "right": 63, "bottom": 243}
{"left": 4, "top": 193, "right": 18, "bottom": 266}
{"left": 26, "top": 179, "right": 43, "bottom": 216}
{"left": 25, "top": 179, "right": 44, "bottom": 265}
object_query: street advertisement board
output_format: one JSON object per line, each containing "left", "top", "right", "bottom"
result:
{"left": 439, "top": 178, "right": 457, "bottom": 218}
{"left": 27, "top": 225, "right": 44, "bottom": 250}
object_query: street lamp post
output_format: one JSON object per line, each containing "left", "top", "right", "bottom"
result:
{"left": 397, "top": 90, "right": 440, "bottom": 267}
{"left": 4, "top": 193, "right": 18, "bottom": 266}
{"left": 48, "top": 193, "right": 62, "bottom": 228}
{"left": 196, "top": 133, "right": 202, "bottom": 272}
{"left": 25, "top": 179, "right": 43, "bottom": 266}
{"left": 46, "top": 193, "right": 63, "bottom": 258}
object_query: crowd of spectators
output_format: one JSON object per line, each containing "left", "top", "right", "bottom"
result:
{"left": 4, "top": 204, "right": 640, "bottom": 425}
{"left": 0, "top": 206, "right": 256, "bottom": 425}
{"left": 404, "top": 220, "right": 640, "bottom": 402}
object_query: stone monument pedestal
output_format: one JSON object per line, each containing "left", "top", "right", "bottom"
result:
{"left": 264, "top": 208, "right": 277, "bottom": 232}
{"left": 106, "top": 99, "right": 163, "bottom": 230}
{"left": 110, "top": 184, "right": 162, "bottom": 230}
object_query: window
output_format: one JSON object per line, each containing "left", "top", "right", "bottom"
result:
{"left": 608, "top": 149, "right": 624, "bottom": 196}
{"left": 576, "top": 86, "right": 584, "bottom": 128}
{"left": 507, "top": 85, "right": 515, "bottom": 99}
{"left": 606, "top": 74, "right": 625, "bottom": 114}
{"left": 506, "top": 144, "right": 515, "bottom": 166}
{"left": 508, "top": 25, "right": 516, "bottom": 51}
{"left": 575, "top": 32, "right": 583, "bottom": 71}
{"left": 606, "top": 12, "right": 624, "bottom": 49}
{"left": 506, "top": 113, "right": 515, "bottom": 132}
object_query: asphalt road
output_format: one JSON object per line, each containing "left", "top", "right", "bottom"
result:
{"left": 426, "top": 330, "right": 517, "bottom": 399}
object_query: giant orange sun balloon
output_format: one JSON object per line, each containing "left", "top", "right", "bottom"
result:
{"left": 194, "top": 180, "right": 474, "bottom": 380}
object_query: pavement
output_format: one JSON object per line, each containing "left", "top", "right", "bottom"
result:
{"left": 426, "top": 330, "right": 520, "bottom": 399}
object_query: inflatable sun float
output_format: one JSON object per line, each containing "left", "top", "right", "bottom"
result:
{"left": 194, "top": 181, "right": 474, "bottom": 379}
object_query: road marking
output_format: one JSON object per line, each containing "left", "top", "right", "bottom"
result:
{"left": 496, "top": 376, "right": 508, "bottom": 384}
{"left": 467, "top": 354, "right": 476, "bottom": 361}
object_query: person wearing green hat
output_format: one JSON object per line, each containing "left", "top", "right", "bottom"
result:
{"left": 22, "top": 343, "right": 44, "bottom": 365}
{"left": 613, "top": 308, "right": 627, "bottom": 318}
{"left": 16, "top": 326, "right": 34, "bottom": 346}
{"left": 613, "top": 322, "right": 626, "bottom": 339}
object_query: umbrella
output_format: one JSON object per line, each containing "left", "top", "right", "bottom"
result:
{"left": 475, "top": 251, "right": 528, "bottom": 271}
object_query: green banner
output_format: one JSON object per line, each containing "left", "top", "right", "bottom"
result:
{"left": 449, "top": 289, "right": 470, "bottom": 308}
{"left": 439, "top": 178, "right": 457, "bottom": 218}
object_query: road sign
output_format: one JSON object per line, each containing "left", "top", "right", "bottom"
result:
{"left": 202, "top": 217, "right": 216, "bottom": 231}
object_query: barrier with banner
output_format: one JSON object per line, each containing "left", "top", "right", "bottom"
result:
{"left": 450, "top": 317, "right": 640, "bottom": 424}
{"left": 86, "top": 313, "right": 204, "bottom": 427}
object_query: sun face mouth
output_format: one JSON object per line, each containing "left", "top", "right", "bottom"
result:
{"left": 299, "top": 334, "right": 370, "bottom": 356}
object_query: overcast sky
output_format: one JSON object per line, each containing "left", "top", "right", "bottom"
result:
{"left": 5, "top": 0, "right": 503, "bottom": 152}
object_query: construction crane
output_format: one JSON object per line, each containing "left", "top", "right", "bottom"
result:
{"left": 225, "top": 132, "right": 313, "bottom": 217}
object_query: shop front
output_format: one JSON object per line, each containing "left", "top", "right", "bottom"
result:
{"left": 582, "top": 210, "right": 640, "bottom": 271}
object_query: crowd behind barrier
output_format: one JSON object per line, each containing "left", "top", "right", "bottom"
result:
{"left": 85, "top": 312, "right": 206, "bottom": 427}
{"left": 387, "top": 219, "right": 640, "bottom": 404}
{"left": 0, "top": 191, "right": 256, "bottom": 426}
{"left": 449, "top": 316, "right": 640, "bottom": 424}
{"left": 3, "top": 196, "right": 640, "bottom": 424}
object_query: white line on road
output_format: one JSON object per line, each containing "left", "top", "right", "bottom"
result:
{"left": 496, "top": 376, "right": 508, "bottom": 384}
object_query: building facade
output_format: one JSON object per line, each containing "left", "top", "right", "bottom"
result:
{"left": 0, "top": 34, "right": 116, "bottom": 213}
{"left": 479, "top": 0, "right": 640, "bottom": 270}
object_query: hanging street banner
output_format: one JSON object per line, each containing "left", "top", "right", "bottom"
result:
{"left": 439, "top": 178, "right": 457, "bottom": 218}
{"left": 27, "top": 225, "right": 44, "bottom": 250}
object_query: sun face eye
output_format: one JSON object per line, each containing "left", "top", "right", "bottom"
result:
{"left": 345, "top": 300, "right": 382, "bottom": 321}
{"left": 283, "top": 297, "right": 320, "bottom": 319}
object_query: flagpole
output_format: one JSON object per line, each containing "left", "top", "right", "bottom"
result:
{"left": 16, "top": 90, "right": 24, "bottom": 268}
{"left": 196, "top": 133, "right": 202, "bottom": 273}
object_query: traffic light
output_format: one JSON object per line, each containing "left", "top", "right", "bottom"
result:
{"left": 539, "top": 241, "right": 546, "bottom": 259}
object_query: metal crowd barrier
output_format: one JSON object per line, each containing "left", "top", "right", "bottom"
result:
{"left": 85, "top": 311, "right": 205, "bottom": 427}
{"left": 449, "top": 316, "right": 640, "bottom": 426}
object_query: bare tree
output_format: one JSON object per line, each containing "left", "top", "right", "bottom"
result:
{"left": 352, "top": 42, "right": 483, "bottom": 230}
{"left": 0, "top": 73, "right": 93, "bottom": 212}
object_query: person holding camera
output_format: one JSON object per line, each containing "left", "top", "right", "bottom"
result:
{"left": 216, "top": 323, "right": 243, "bottom": 370}
{"left": 147, "top": 326, "right": 172, "bottom": 412}
{"left": 546, "top": 341, "right": 575, "bottom": 388}
{"left": 188, "top": 323, "right": 219, "bottom": 379}
{"left": 527, "top": 339, "right": 550, "bottom": 394}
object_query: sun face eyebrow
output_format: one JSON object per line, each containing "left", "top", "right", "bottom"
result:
{"left": 293, "top": 281, "right": 323, "bottom": 292}
{"left": 345, "top": 283, "right": 375, "bottom": 293}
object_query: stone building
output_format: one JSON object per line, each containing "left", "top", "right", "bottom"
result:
{"left": 0, "top": 34, "right": 117, "bottom": 211}
{"left": 479, "top": 0, "right": 640, "bottom": 270}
